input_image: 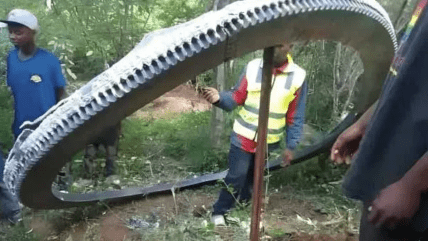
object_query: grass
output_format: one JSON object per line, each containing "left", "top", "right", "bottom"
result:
{"left": 67, "top": 111, "right": 229, "bottom": 193}
{"left": 269, "top": 155, "right": 358, "bottom": 211}
{"left": 119, "top": 111, "right": 229, "bottom": 173}
{"left": 119, "top": 111, "right": 228, "bottom": 170}
{"left": 1, "top": 224, "right": 41, "bottom": 241}
{"left": 0, "top": 85, "right": 14, "bottom": 153}
{"left": 0, "top": 33, "right": 14, "bottom": 153}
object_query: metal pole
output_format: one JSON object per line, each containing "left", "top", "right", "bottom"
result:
{"left": 250, "top": 46, "right": 274, "bottom": 241}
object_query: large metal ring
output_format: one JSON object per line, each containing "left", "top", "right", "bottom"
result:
{"left": 5, "top": 0, "right": 396, "bottom": 209}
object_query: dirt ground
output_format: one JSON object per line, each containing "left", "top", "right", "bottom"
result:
{"left": 25, "top": 84, "right": 357, "bottom": 241}
{"left": 28, "top": 191, "right": 358, "bottom": 241}
{"left": 130, "top": 84, "right": 211, "bottom": 120}
{"left": 265, "top": 194, "right": 357, "bottom": 241}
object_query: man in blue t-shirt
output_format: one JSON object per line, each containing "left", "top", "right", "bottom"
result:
{"left": 331, "top": 1, "right": 428, "bottom": 240}
{"left": 0, "top": 8, "right": 68, "bottom": 222}
{"left": 1, "top": 9, "right": 66, "bottom": 138}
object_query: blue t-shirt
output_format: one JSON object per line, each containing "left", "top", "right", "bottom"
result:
{"left": 342, "top": 6, "right": 428, "bottom": 232}
{"left": 6, "top": 48, "right": 66, "bottom": 137}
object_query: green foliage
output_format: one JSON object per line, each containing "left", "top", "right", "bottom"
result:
{"left": 0, "top": 31, "right": 14, "bottom": 150}
{"left": 156, "top": 0, "right": 210, "bottom": 27}
{"left": 121, "top": 112, "right": 208, "bottom": 156}
{"left": 0, "top": 86, "right": 13, "bottom": 151}
{"left": 0, "top": 30, "right": 11, "bottom": 77}
{"left": 1, "top": 224, "right": 40, "bottom": 241}
{"left": 0, "top": 0, "right": 44, "bottom": 18}
{"left": 293, "top": 41, "right": 337, "bottom": 131}
{"left": 0, "top": 0, "right": 212, "bottom": 83}
{"left": 196, "top": 69, "right": 214, "bottom": 87}
{"left": 269, "top": 157, "right": 346, "bottom": 189}
{"left": 269, "top": 228, "right": 288, "bottom": 238}
{"left": 378, "top": 0, "right": 419, "bottom": 24}
{"left": 43, "top": 0, "right": 155, "bottom": 81}
{"left": 119, "top": 111, "right": 229, "bottom": 173}
{"left": 182, "top": 127, "right": 229, "bottom": 172}
{"left": 268, "top": 156, "right": 358, "bottom": 213}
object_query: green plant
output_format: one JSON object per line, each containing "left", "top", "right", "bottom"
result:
{"left": 182, "top": 127, "right": 229, "bottom": 173}
{"left": 1, "top": 224, "right": 40, "bottom": 241}
{"left": 0, "top": 30, "right": 14, "bottom": 151}
{"left": 269, "top": 228, "right": 288, "bottom": 238}
{"left": 120, "top": 111, "right": 229, "bottom": 173}
{"left": 0, "top": 85, "right": 13, "bottom": 152}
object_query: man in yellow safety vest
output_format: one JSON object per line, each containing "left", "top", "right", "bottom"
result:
{"left": 203, "top": 43, "right": 308, "bottom": 226}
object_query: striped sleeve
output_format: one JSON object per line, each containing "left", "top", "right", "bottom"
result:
{"left": 285, "top": 81, "right": 308, "bottom": 150}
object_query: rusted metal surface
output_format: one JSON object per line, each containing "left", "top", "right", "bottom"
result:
{"left": 250, "top": 47, "right": 274, "bottom": 241}
{"left": 4, "top": 0, "right": 396, "bottom": 209}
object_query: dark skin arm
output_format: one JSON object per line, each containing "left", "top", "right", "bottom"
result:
{"left": 330, "top": 99, "right": 423, "bottom": 228}
{"left": 281, "top": 149, "right": 293, "bottom": 167}
{"left": 56, "top": 87, "right": 66, "bottom": 103}
{"left": 368, "top": 152, "right": 428, "bottom": 229}
{"left": 201, "top": 87, "right": 220, "bottom": 104}
{"left": 330, "top": 100, "right": 378, "bottom": 164}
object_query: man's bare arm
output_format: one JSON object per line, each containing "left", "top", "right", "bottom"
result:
{"left": 330, "top": 100, "right": 378, "bottom": 163}
{"left": 367, "top": 151, "right": 428, "bottom": 228}
{"left": 56, "top": 87, "right": 66, "bottom": 103}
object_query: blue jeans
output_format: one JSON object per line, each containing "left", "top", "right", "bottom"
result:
{"left": 0, "top": 150, "right": 21, "bottom": 222}
{"left": 213, "top": 143, "right": 278, "bottom": 215}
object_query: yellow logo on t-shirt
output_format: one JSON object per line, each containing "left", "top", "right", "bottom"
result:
{"left": 30, "top": 75, "right": 42, "bottom": 83}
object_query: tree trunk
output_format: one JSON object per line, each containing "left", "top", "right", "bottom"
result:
{"left": 210, "top": 0, "right": 231, "bottom": 148}
{"left": 340, "top": 52, "right": 362, "bottom": 118}
{"left": 394, "top": 0, "right": 411, "bottom": 29}
{"left": 211, "top": 64, "right": 226, "bottom": 147}
{"left": 332, "top": 42, "right": 364, "bottom": 122}
{"left": 332, "top": 42, "right": 342, "bottom": 119}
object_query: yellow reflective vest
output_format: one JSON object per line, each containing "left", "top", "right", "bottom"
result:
{"left": 233, "top": 56, "right": 306, "bottom": 144}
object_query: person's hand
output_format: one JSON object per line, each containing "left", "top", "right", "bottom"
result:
{"left": 330, "top": 123, "right": 365, "bottom": 165}
{"left": 368, "top": 180, "right": 420, "bottom": 229}
{"left": 281, "top": 149, "right": 294, "bottom": 167}
{"left": 202, "top": 87, "right": 220, "bottom": 104}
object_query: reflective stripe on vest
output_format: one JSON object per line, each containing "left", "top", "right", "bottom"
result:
{"left": 233, "top": 57, "right": 306, "bottom": 144}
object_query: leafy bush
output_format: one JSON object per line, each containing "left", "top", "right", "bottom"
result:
{"left": 0, "top": 30, "right": 14, "bottom": 151}
{"left": 0, "top": 86, "right": 13, "bottom": 151}
{"left": 181, "top": 126, "right": 229, "bottom": 173}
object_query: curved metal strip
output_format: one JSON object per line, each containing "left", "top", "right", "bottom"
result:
{"left": 5, "top": 0, "right": 396, "bottom": 209}
{"left": 40, "top": 114, "right": 356, "bottom": 207}
{"left": 55, "top": 114, "right": 357, "bottom": 207}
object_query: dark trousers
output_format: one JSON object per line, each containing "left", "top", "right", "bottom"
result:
{"left": 359, "top": 202, "right": 428, "bottom": 241}
{"left": 213, "top": 143, "right": 278, "bottom": 215}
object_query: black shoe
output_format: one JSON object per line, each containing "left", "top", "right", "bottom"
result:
{"left": 105, "top": 161, "right": 114, "bottom": 177}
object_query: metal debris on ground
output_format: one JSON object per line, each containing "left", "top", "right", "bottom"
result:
{"left": 126, "top": 217, "right": 159, "bottom": 230}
